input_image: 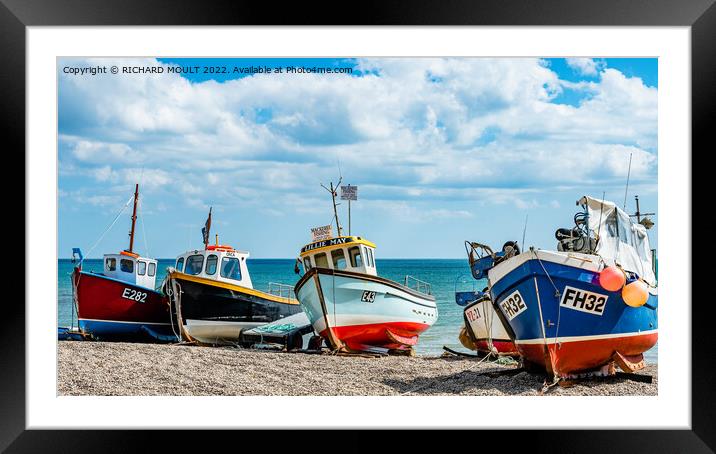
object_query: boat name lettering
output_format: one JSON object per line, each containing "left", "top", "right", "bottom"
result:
{"left": 560, "top": 286, "right": 607, "bottom": 316}
{"left": 465, "top": 304, "right": 482, "bottom": 322}
{"left": 499, "top": 290, "right": 527, "bottom": 321}
{"left": 361, "top": 291, "right": 376, "bottom": 303}
{"left": 301, "top": 237, "right": 353, "bottom": 253}
{"left": 121, "top": 288, "right": 147, "bottom": 303}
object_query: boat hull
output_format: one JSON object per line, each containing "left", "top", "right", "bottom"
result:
{"left": 294, "top": 268, "right": 437, "bottom": 351}
{"left": 462, "top": 297, "right": 518, "bottom": 355}
{"left": 488, "top": 251, "right": 658, "bottom": 377}
{"left": 168, "top": 272, "right": 302, "bottom": 345}
{"left": 72, "top": 268, "right": 176, "bottom": 342}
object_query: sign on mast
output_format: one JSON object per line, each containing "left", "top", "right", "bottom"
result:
{"left": 340, "top": 185, "right": 358, "bottom": 236}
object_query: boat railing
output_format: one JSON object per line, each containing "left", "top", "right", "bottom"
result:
{"left": 403, "top": 275, "right": 432, "bottom": 295}
{"left": 267, "top": 282, "right": 296, "bottom": 300}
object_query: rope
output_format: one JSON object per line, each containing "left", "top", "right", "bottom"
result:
{"left": 532, "top": 249, "right": 561, "bottom": 298}
{"left": 163, "top": 274, "right": 182, "bottom": 342}
{"left": 484, "top": 298, "right": 498, "bottom": 355}
{"left": 531, "top": 249, "right": 562, "bottom": 347}
{"left": 84, "top": 194, "right": 134, "bottom": 259}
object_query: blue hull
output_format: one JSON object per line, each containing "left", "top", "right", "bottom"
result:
{"left": 491, "top": 257, "right": 657, "bottom": 341}
{"left": 78, "top": 319, "right": 178, "bottom": 342}
{"left": 489, "top": 254, "right": 657, "bottom": 375}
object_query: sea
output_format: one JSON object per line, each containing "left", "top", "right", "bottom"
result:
{"left": 58, "top": 258, "right": 657, "bottom": 362}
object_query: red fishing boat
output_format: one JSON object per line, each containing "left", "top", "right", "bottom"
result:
{"left": 70, "top": 184, "right": 176, "bottom": 342}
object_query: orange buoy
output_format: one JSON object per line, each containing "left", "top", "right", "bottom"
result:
{"left": 598, "top": 265, "right": 626, "bottom": 292}
{"left": 622, "top": 280, "right": 649, "bottom": 307}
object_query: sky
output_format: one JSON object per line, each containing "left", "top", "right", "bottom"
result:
{"left": 58, "top": 57, "right": 658, "bottom": 259}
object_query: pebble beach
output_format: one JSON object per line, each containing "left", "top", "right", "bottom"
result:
{"left": 58, "top": 341, "right": 657, "bottom": 396}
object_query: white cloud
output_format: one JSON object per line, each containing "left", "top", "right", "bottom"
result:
{"left": 566, "top": 58, "right": 604, "bottom": 76}
{"left": 58, "top": 57, "right": 657, "bottom": 214}
{"left": 369, "top": 200, "right": 474, "bottom": 223}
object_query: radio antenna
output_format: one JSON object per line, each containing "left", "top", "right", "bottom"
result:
{"left": 521, "top": 213, "right": 528, "bottom": 251}
{"left": 623, "top": 152, "right": 633, "bottom": 210}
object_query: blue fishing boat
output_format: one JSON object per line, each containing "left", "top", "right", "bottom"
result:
{"left": 466, "top": 196, "right": 658, "bottom": 378}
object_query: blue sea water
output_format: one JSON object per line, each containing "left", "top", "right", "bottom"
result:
{"left": 58, "top": 258, "right": 657, "bottom": 362}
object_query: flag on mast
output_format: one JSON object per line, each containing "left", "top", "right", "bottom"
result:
{"left": 202, "top": 207, "right": 212, "bottom": 247}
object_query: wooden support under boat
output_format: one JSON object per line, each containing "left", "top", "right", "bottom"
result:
{"left": 613, "top": 351, "right": 646, "bottom": 373}
{"left": 334, "top": 351, "right": 385, "bottom": 358}
{"left": 385, "top": 329, "right": 418, "bottom": 347}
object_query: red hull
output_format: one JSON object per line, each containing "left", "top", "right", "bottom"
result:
{"left": 517, "top": 332, "right": 658, "bottom": 376}
{"left": 72, "top": 269, "right": 172, "bottom": 338}
{"left": 474, "top": 339, "right": 518, "bottom": 355}
{"left": 320, "top": 321, "right": 430, "bottom": 350}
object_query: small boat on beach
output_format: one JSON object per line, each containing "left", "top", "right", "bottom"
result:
{"left": 293, "top": 179, "right": 438, "bottom": 353}
{"left": 70, "top": 184, "right": 175, "bottom": 342}
{"left": 163, "top": 208, "right": 302, "bottom": 345}
{"left": 466, "top": 196, "right": 658, "bottom": 378}
{"left": 455, "top": 287, "right": 518, "bottom": 356}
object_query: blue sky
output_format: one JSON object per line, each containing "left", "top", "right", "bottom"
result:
{"left": 58, "top": 57, "right": 658, "bottom": 259}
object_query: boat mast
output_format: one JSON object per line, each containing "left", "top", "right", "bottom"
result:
{"left": 630, "top": 195, "right": 655, "bottom": 228}
{"left": 127, "top": 183, "right": 139, "bottom": 253}
{"left": 321, "top": 177, "right": 343, "bottom": 236}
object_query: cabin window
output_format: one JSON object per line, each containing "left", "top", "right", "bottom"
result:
{"left": 332, "top": 249, "right": 347, "bottom": 270}
{"left": 148, "top": 262, "right": 156, "bottom": 277}
{"left": 106, "top": 257, "right": 116, "bottom": 271}
{"left": 206, "top": 254, "right": 218, "bottom": 275}
{"left": 137, "top": 261, "right": 147, "bottom": 276}
{"left": 176, "top": 257, "right": 184, "bottom": 272}
{"left": 185, "top": 254, "right": 204, "bottom": 275}
{"left": 314, "top": 252, "right": 329, "bottom": 268}
{"left": 303, "top": 257, "right": 312, "bottom": 271}
{"left": 220, "top": 257, "right": 242, "bottom": 281}
{"left": 120, "top": 259, "right": 134, "bottom": 273}
{"left": 348, "top": 246, "right": 362, "bottom": 268}
{"left": 367, "top": 248, "right": 375, "bottom": 268}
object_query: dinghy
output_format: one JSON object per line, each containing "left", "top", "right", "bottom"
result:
{"left": 455, "top": 289, "right": 518, "bottom": 356}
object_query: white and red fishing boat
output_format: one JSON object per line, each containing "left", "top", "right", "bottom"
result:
{"left": 293, "top": 179, "right": 438, "bottom": 353}
{"left": 70, "top": 184, "right": 175, "bottom": 342}
{"left": 455, "top": 288, "right": 518, "bottom": 356}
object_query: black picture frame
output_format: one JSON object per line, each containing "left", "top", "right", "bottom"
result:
{"left": 4, "top": 0, "right": 713, "bottom": 451}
